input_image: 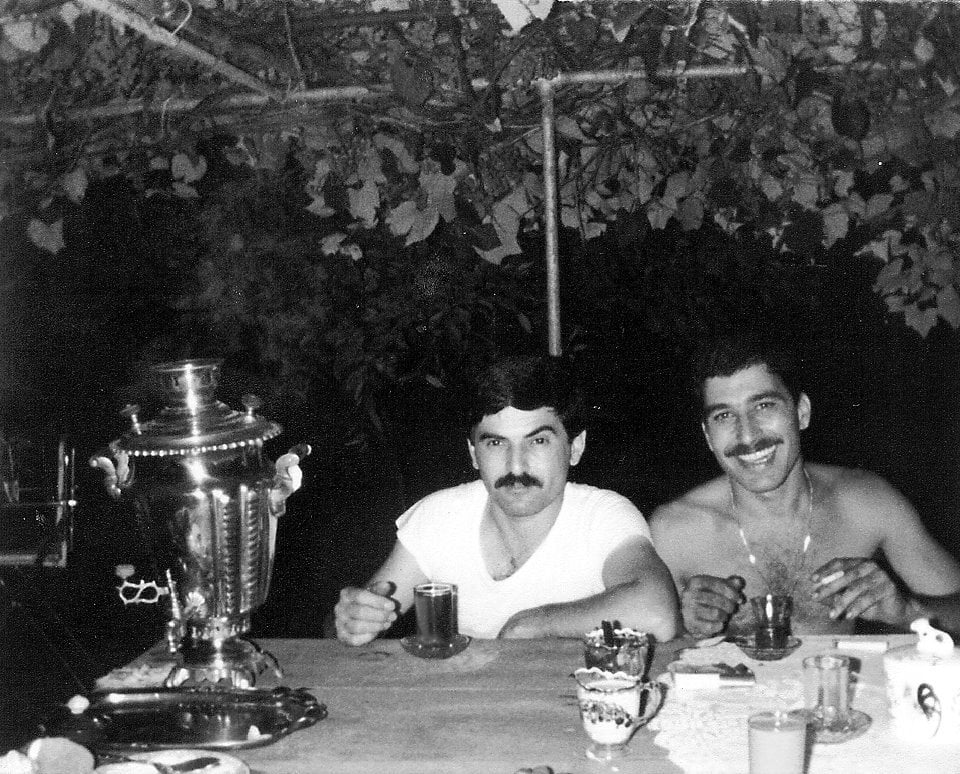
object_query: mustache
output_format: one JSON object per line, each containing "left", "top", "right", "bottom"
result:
{"left": 724, "top": 439, "right": 781, "bottom": 458}
{"left": 495, "top": 472, "right": 542, "bottom": 489}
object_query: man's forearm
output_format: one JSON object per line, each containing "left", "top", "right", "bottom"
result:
{"left": 498, "top": 580, "right": 680, "bottom": 642}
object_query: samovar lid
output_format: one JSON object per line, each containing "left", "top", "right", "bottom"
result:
{"left": 113, "top": 359, "right": 282, "bottom": 456}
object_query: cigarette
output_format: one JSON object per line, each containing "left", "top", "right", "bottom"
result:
{"left": 834, "top": 639, "right": 889, "bottom": 653}
{"left": 818, "top": 570, "right": 844, "bottom": 586}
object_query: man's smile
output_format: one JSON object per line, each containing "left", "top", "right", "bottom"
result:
{"left": 725, "top": 440, "right": 781, "bottom": 467}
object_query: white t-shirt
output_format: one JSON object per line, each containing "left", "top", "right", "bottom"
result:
{"left": 396, "top": 480, "right": 651, "bottom": 639}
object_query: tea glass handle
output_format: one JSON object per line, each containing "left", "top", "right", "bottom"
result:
{"left": 636, "top": 680, "right": 664, "bottom": 725}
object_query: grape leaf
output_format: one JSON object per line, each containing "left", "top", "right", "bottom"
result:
{"left": 405, "top": 204, "right": 440, "bottom": 246}
{"left": 4, "top": 20, "right": 50, "bottom": 53}
{"left": 937, "top": 285, "right": 960, "bottom": 328}
{"left": 865, "top": 193, "right": 895, "bottom": 220}
{"left": 171, "top": 153, "right": 207, "bottom": 184}
{"left": 646, "top": 199, "right": 675, "bottom": 230}
{"left": 924, "top": 109, "right": 960, "bottom": 139}
{"left": 821, "top": 202, "right": 849, "bottom": 248}
{"left": 348, "top": 180, "right": 379, "bottom": 227}
{"left": 60, "top": 168, "right": 88, "bottom": 204}
{"left": 677, "top": 195, "right": 704, "bottom": 231}
{"left": 320, "top": 233, "right": 348, "bottom": 256}
{"left": 306, "top": 193, "right": 335, "bottom": 218}
{"left": 904, "top": 303, "right": 938, "bottom": 336}
{"left": 387, "top": 200, "right": 418, "bottom": 236}
{"left": 28, "top": 218, "right": 64, "bottom": 254}
{"left": 373, "top": 133, "right": 419, "bottom": 174}
{"left": 476, "top": 186, "right": 528, "bottom": 265}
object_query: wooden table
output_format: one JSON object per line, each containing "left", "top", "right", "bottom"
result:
{"left": 107, "top": 634, "right": 960, "bottom": 774}
{"left": 241, "top": 637, "right": 682, "bottom": 774}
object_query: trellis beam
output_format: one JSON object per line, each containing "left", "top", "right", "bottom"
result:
{"left": 0, "top": 86, "right": 374, "bottom": 126}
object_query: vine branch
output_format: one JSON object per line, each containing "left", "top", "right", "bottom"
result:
{"left": 75, "top": 0, "right": 284, "bottom": 101}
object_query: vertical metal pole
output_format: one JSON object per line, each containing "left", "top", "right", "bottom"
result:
{"left": 536, "top": 66, "right": 750, "bottom": 357}
{"left": 538, "top": 78, "right": 562, "bottom": 357}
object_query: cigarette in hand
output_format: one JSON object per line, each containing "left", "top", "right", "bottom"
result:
{"left": 817, "top": 570, "right": 844, "bottom": 586}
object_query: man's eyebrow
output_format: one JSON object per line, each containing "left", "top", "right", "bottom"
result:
{"left": 525, "top": 425, "right": 558, "bottom": 438}
{"left": 476, "top": 425, "right": 559, "bottom": 441}
{"left": 703, "top": 390, "right": 786, "bottom": 416}
{"left": 751, "top": 390, "right": 787, "bottom": 402}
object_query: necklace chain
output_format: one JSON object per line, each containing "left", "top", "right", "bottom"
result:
{"left": 730, "top": 467, "right": 814, "bottom": 592}
{"left": 489, "top": 511, "right": 525, "bottom": 580}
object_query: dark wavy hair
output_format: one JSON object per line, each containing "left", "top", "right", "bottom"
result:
{"left": 690, "top": 331, "right": 803, "bottom": 417}
{"left": 465, "top": 354, "right": 584, "bottom": 440}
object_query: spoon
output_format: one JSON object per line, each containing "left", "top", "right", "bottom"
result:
{"left": 109, "top": 756, "right": 221, "bottom": 774}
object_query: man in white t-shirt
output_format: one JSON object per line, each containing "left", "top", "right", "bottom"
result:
{"left": 334, "top": 354, "right": 679, "bottom": 643}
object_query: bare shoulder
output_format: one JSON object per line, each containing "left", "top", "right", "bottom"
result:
{"left": 809, "top": 462, "right": 916, "bottom": 527}
{"left": 650, "top": 476, "right": 728, "bottom": 538}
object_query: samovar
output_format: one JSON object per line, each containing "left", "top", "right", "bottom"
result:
{"left": 91, "top": 358, "right": 309, "bottom": 688}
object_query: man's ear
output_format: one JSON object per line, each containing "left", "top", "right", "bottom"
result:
{"left": 467, "top": 438, "right": 479, "bottom": 470}
{"left": 701, "top": 421, "right": 716, "bottom": 454}
{"left": 797, "top": 392, "right": 811, "bottom": 430}
{"left": 569, "top": 430, "right": 587, "bottom": 466}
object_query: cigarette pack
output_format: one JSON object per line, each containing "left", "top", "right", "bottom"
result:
{"left": 833, "top": 639, "right": 889, "bottom": 653}
{"left": 669, "top": 662, "right": 756, "bottom": 689}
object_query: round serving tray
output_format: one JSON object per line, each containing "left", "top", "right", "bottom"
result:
{"left": 43, "top": 686, "right": 326, "bottom": 752}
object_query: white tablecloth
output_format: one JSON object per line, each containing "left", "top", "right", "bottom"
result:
{"left": 649, "top": 634, "right": 956, "bottom": 774}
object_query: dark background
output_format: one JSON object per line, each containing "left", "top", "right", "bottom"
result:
{"left": 2, "top": 193, "right": 959, "bottom": 750}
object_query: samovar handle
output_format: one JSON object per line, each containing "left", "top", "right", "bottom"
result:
{"left": 269, "top": 443, "right": 311, "bottom": 517}
{"left": 89, "top": 445, "right": 132, "bottom": 500}
{"left": 266, "top": 444, "right": 310, "bottom": 573}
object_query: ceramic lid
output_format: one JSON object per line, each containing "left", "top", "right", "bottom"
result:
{"left": 886, "top": 618, "right": 960, "bottom": 666}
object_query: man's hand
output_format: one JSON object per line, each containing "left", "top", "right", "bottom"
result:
{"left": 334, "top": 580, "right": 399, "bottom": 645}
{"left": 811, "top": 558, "right": 908, "bottom": 625}
{"left": 681, "top": 575, "right": 746, "bottom": 637}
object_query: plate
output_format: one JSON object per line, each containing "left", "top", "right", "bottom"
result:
{"left": 400, "top": 633, "right": 471, "bottom": 659}
{"left": 42, "top": 686, "right": 326, "bottom": 753}
{"left": 730, "top": 635, "right": 802, "bottom": 661}
{"left": 96, "top": 749, "right": 249, "bottom": 774}
{"left": 809, "top": 709, "right": 872, "bottom": 744}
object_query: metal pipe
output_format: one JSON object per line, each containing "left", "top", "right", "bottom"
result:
{"left": 537, "top": 65, "right": 751, "bottom": 355}
{"left": 538, "top": 78, "right": 561, "bottom": 357}
{"left": 0, "top": 86, "right": 375, "bottom": 126}
{"left": 552, "top": 65, "right": 752, "bottom": 86}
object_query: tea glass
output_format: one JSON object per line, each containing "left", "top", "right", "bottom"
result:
{"left": 573, "top": 667, "right": 662, "bottom": 761}
{"left": 750, "top": 594, "right": 793, "bottom": 650}
{"left": 803, "top": 654, "right": 850, "bottom": 733}
{"left": 413, "top": 582, "right": 457, "bottom": 646}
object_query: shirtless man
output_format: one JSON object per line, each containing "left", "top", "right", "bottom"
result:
{"left": 649, "top": 333, "right": 960, "bottom": 638}
{"left": 335, "top": 354, "right": 679, "bottom": 644}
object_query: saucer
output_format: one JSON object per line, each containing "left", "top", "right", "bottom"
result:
{"left": 730, "top": 634, "right": 802, "bottom": 661}
{"left": 400, "top": 633, "right": 471, "bottom": 659}
{"left": 809, "top": 709, "right": 872, "bottom": 744}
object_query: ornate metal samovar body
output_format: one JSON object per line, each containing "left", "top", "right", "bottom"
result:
{"left": 91, "top": 359, "right": 309, "bottom": 688}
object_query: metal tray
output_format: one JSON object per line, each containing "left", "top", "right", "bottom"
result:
{"left": 43, "top": 686, "right": 326, "bottom": 752}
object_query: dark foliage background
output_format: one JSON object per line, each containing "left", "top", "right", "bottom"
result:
{"left": 3, "top": 0, "right": 960, "bottom": 747}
